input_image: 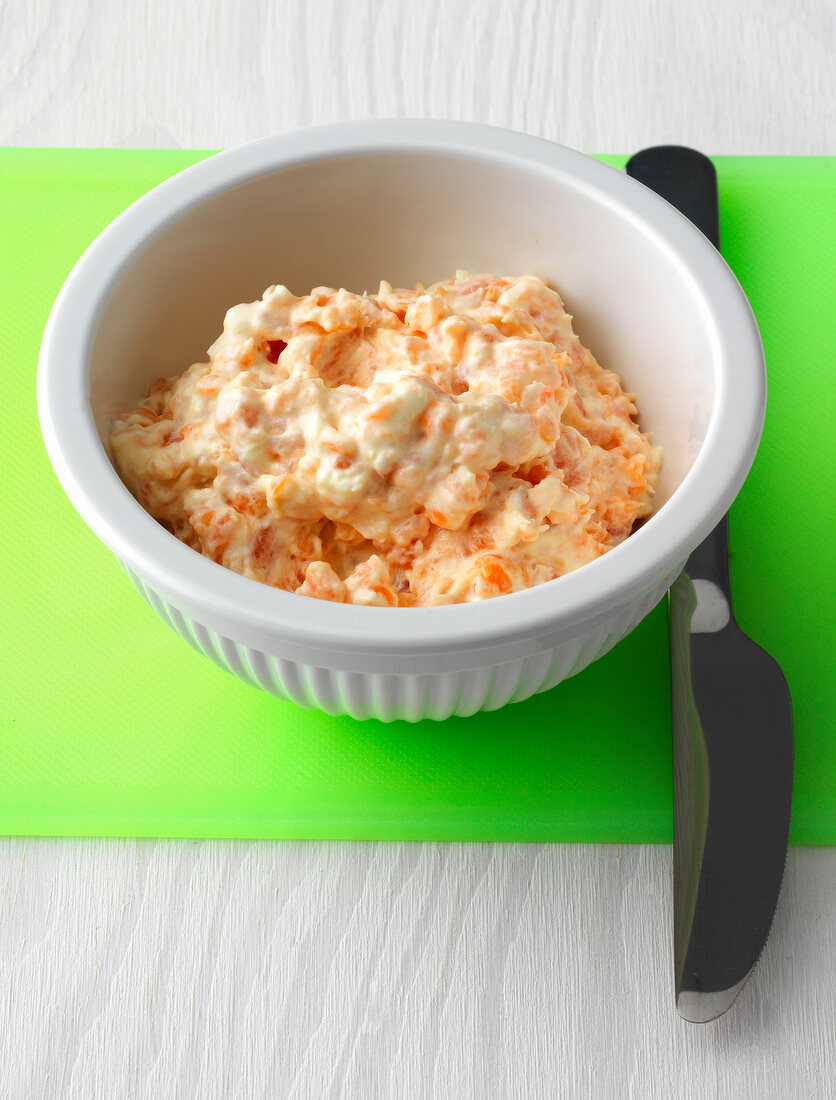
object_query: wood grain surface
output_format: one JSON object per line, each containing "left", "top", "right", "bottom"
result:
{"left": 2, "top": 841, "right": 835, "bottom": 1099}
{"left": 3, "top": 1, "right": 835, "bottom": 1097}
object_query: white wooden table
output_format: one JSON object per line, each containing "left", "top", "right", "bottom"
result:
{"left": 3, "top": 2, "right": 835, "bottom": 1096}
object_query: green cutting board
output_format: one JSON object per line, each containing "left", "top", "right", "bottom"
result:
{"left": 1, "top": 150, "right": 833, "bottom": 843}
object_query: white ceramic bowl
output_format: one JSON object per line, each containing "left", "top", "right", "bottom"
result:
{"left": 37, "top": 120, "right": 765, "bottom": 722}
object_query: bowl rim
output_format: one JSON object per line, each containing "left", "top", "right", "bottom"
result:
{"left": 37, "top": 118, "right": 765, "bottom": 656}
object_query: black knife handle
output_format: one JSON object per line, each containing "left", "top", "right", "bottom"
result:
{"left": 625, "top": 147, "right": 730, "bottom": 601}
{"left": 625, "top": 146, "right": 720, "bottom": 248}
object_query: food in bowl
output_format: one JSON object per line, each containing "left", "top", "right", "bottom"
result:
{"left": 111, "top": 271, "right": 661, "bottom": 607}
{"left": 39, "top": 121, "right": 765, "bottom": 720}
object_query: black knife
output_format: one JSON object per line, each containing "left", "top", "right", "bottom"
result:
{"left": 625, "top": 146, "right": 794, "bottom": 1023}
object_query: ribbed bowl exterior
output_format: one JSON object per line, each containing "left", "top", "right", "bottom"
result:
{"left": 123, "top": 562, "right": 683, "bottom": 722}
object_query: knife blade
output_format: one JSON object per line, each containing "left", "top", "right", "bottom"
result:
{"left": 625, "top": 146, "right": 794, "bottom": 1023}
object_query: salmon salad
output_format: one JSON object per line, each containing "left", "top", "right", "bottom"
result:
{"left": 111, "top": 273, "right": 662, "bottom": 606}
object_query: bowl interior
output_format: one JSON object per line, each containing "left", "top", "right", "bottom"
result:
{"left": 89, "top": 149, "right": 716, "bottom": 510}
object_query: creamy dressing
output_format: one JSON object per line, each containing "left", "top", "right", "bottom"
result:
{"left": 111, "top": 274, "right": 662, "bottom": 606}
